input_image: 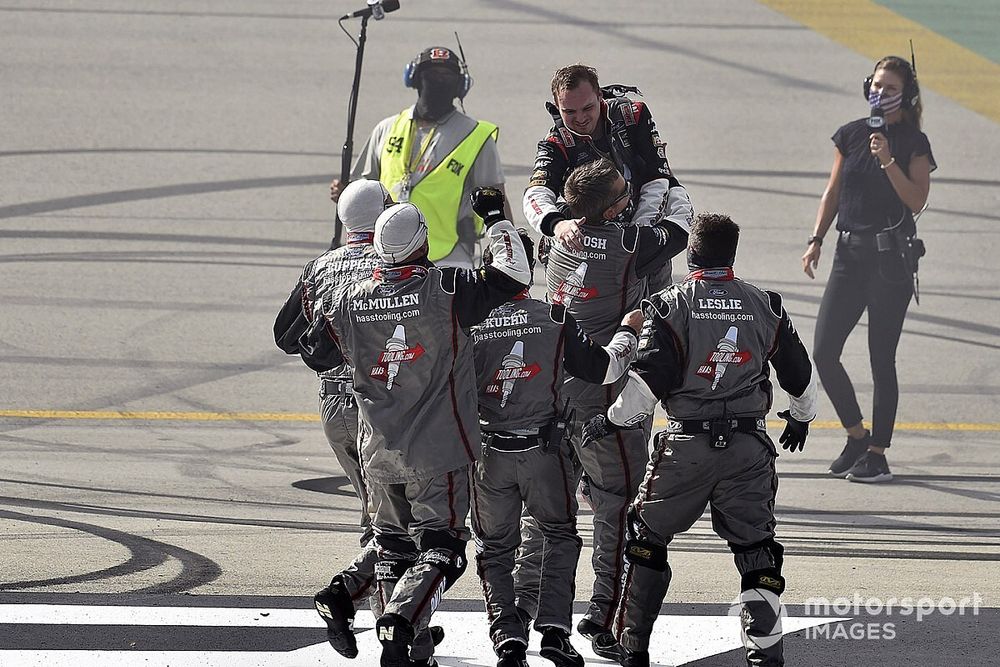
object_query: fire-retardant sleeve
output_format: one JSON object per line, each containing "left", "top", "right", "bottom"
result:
{"left": 766, "top": 291, "right": 818, "bottom": 422}
{"left": 633, "top": 223, "right": 688, "bottom": 279}
{"left": 561, "top": 309, "right": 638, "bottom": 385}
{"left": 445, "top": 219, "right": 532, "bottom": 328}
{"left": 523, "top": 135, "right": 573, "bottom": 236}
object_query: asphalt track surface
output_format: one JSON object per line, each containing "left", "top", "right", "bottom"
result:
{"left": 1, "top": 1, "right": 998, "bottom": 665}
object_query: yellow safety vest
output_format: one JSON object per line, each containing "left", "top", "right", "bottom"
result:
{"left": 379, "top": 111, "right": 499, "bottom": 262}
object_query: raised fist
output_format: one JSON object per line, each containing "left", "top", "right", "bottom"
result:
{"left": 471, "top": 187, "right": 506, "bottom": 226}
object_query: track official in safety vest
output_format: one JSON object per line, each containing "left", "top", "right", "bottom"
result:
{"left": 331, "top": 46, "right": 510, "bottom": 269}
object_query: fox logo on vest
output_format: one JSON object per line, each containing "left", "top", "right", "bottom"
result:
{"left": 370, "top": 323, "right": 425, "bottom": 390}
{"left": 446, "top": 158, "right": 464, "bottom": 175}
{"left": 695, "top": 325, "right": 752, "bottom": 390}
{"left": 485, "top": 340, "right": 542, "bottom": 408}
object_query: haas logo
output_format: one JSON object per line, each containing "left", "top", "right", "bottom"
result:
{"left": 485, "top": 340, "right": 541, "bottom": 408}
{"left": 695, "top": 326, "right": 751, "bottom": 390}
{"left": 370, "top": 324, "right": 424, "bottom": 390}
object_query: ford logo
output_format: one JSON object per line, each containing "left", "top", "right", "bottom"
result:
{"left": 709, "top": 288, "right": 728, "bottom": 296}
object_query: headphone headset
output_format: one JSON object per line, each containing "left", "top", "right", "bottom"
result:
{"left": 863, "top": 54, "right": 920, "bottom": 109}
{"left": 403, "top": 46, "right": 473, "bottom": 99}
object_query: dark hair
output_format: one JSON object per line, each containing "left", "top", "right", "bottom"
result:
{"left": 564, "top": 158, "right": 620, "bottom": 223}
{"left": 551, "top": 64, "right": 601, "bottom": 101}
{"left": 689, "top": 213, "right": 740, "bottom": 266}
{"left": 873, "top": 55, "right": 923, "bottom": 128}
{"left": 483, "top": 227, "right": 535, "bottom": 273}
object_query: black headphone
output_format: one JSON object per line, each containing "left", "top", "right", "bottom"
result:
{"left": 403, "top": 47, "right": 473, "bottom": 99}
{"left": 863, "top": 55, "right": 920, "bottom": 109}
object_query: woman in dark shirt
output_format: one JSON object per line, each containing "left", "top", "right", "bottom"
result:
{"left": 802, "top": 56, "right": 935, "bottom": 483}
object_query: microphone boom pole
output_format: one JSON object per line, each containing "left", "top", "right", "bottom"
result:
{"left": 334, "top": 13, "right": 371, "bottom": 248}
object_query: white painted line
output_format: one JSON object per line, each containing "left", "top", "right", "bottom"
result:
{"left": 0, "top": 606, "right": 847, "bottom": 666}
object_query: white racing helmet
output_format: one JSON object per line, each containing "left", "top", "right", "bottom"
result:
{"left": 339, "top": 179, "right": 392, "bottom": 233}
{"left": 374, "top": 203, "right": 428, "bottom": 263}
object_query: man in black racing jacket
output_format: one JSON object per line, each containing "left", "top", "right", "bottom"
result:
{"left": 523, "top": 63, "right": 693, "bottom": 292}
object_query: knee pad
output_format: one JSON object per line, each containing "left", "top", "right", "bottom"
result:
{"left": 417, "top": 548, "right": 468, "bottom": 592}
{"left": 417, "top": 529, "right": 466, "bottom": 554}
{"left": 741, "top": 568, "right": 785, "bottom": 597}
{"left": 730, "top": 538, "right": 784, "bottom": 576}
{"left": 375, "top": 556, "right": 415, "bottom": 584}
{"left": 624, "top": 538, "right": 668, "bottom": 571}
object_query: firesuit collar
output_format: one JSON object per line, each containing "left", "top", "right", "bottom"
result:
{"left": 373, "top": 262, "right": 431, "bottom": 282}
{"left": 346, "top": 231, "right": 375, "bottom": 245}
{"left": 687, "top": 247, "right": 736, "bottom": 273}
{"left": 414, "top": 68, "right": 460, "bottom": 121}
{"left": 686, "top": 267, "right": 736, "bottom": 282}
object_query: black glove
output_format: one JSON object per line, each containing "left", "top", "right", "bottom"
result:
{"left": 777, "top": 410, "right": 809, "bottom": 452}
{"left": 471, "top": 187, "right": 506, "bottom": 227}
{"left": 582, "top": 414, "right": 620, "bottom": 447}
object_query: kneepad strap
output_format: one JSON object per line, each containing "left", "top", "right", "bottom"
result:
{"left": 741, "top": 568, "right": 785, "bottom": 596}
{"left": 625, "top": 538, "right": 668, "bottom": 571}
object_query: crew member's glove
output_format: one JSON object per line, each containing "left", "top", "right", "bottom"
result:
{"left": 582, "top": 414, "right": 620, "bottom": 447}
{"left": 471, "top": 187, "right": 506, "bottom": 227}
{"left": 777, "top": 410, "right": 809, "bottom": 452}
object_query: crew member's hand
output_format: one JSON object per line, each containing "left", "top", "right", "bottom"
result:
{"left": 802, "top": 242, "right": 822, "bottom": 279}
{"left": 330, "top": 178, "right": 344, "bottom": 203}
{"left": 554, "top": 218, "right": 586, "bottom": 252}
{"left": 471, "top": 187, "right": 506, "bottom": 226}
{"left": 622, "top": 309, "right": 644, "bottom": 334}
{"left": 582, "top": 413, "right": 618, "bottom": 446}
{"left": 869, "top": 132, "right": 891, "bottom": 165}
{"left": 777, "top": 410, "right": 809, "bottom": 452}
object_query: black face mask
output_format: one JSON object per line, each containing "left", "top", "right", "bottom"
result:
{"left": 414, "top": 70, "right": 460, "bottom": 121}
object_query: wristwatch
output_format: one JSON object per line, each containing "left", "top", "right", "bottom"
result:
{"left": 807, "top": 235, "right": 823, "bottom": 246}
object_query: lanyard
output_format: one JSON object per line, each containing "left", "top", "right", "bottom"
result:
{"left": 402, "top": 120, "right": 437, "bottom": 180}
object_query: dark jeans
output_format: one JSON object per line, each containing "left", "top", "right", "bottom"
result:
{"left": 813, "top": 232, "right": 913, "bottom": 448}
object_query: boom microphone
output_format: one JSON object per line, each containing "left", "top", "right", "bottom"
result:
{"left": 340, "top": 0, "right": 400, "bottom": 21}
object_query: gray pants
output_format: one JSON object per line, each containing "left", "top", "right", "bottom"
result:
{"left": 470, "top": 442, "right": 582, "bottom": 650}
{"left": 339, "top": 467, "right": 471, "bottom": 661}
{"left": 517, "top": 407, "right": 651, "bottom": 629}
{"left": 613, "top": 431, "right": 785, "bottom": 665}
{"left": 320, "top": 389, "right": 372, "bottom": 545}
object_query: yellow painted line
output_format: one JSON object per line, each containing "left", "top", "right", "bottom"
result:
{"left": 0, "top": 410, "right": 997, "bottom": 431}
{"left": 758, "top": 0, "right": 1000, "bottom": 124}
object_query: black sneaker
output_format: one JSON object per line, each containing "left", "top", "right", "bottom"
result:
{"left": 429, "top": 626, "right": 445, "bottom": 646}
{"left": 576, "top": 618, "right": 621, "bottom": 660}
{"left": 313, "top": 582, "right": 357, "bottom": 658}
{"left": 620, "top": 648, "right": 650, "bottom": 667}
{"left": 829, "top": 433, "right": 871, "bottom": 477}
{"left": 496, "top": 641, "right": 530, "bottom": 667}
{"left": 846, "top": 451, "right": 893, "bottom": 483}
{"left": 376, "top": 613, "right": 416, "bottom": 667}
{"left": 539, "top": 626, "right": 584, "bottom": 667}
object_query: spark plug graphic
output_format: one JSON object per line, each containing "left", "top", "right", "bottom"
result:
{"left": 556, "top": 261, "right": 589, "bottom": 306}
{"left": 384, "top": 324, "right": 407, "bottom": 390}
{"left": 712, "top": 326, "right": 739, "bottom": 390}
{"left": 499, "top": 341, "right": 525, "bottom": 408}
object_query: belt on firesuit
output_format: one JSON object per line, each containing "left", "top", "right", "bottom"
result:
{"left": 665, "top": 416, "right": 767, "bottom": 449}
{"left": 319, "top": 378, "right": 354, "bottom": 403}
{"left": 482, "top": 430, "right": 546, "bottom": 453}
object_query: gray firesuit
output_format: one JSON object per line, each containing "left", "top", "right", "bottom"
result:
{"left": 536, "top": 219, "right": 687, "bottom": 630}
{"left": 299, "top": 220, "right": 530, "bottom": 662}
{"left": 469, "top": 296, "right": 638, "bottom": 652}
{"left": 605, "top": 267, "right": 817, "bottom": 666}
{"left": 276, "top": 232, "right": 381, "bottom": 544}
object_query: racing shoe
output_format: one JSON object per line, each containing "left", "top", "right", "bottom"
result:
{"left": 376, "top": 613, "right": 416, "bottom": 667}
{"left": 829, "top": 432, "right": 871, "bottom": 477}
{"left": 577, "top": 618, "right": 621, "bottom": 661}
{"left": 846, "top": 451, "right": 893, "bottom": 483}
{"left": 496, "top": 641, "right": 530, "bottom": 667}
{"left": 430, "top": 625, "right": 445, "bottom": 646}
{"left": 313, "top": 581, "right": 357, "bottom": 658}
{"left": 539, "top": 626, "right": 584, "bottom": 667}
{"left": 619, "top": 648, "right": 650, "bottom": 667}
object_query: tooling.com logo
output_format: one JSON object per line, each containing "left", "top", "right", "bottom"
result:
{"left": 800, "top": 593, "right": 983, "bottom": 640}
